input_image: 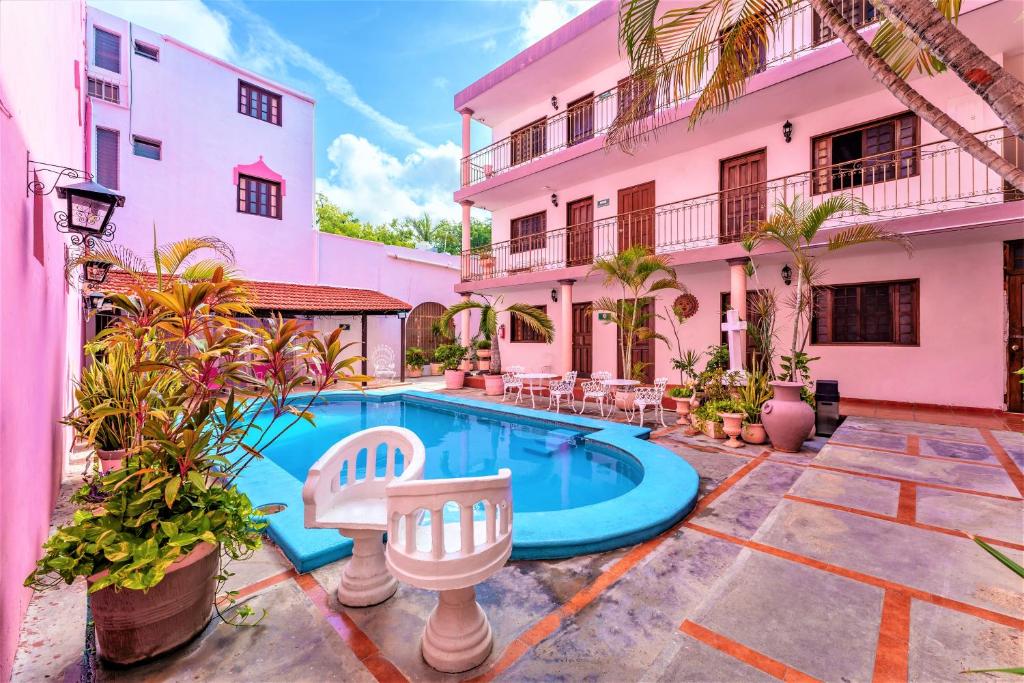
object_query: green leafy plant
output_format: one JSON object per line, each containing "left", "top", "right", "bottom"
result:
{"left": 475, "top": 339, "right": 491, "bottom": 350}
{"left": 436, "top": 294, "right": 553, "bottom": 375}
{"left": 26, "top": 254, "right": 368, "bottom": 621}
{"left": 434, "top": 343, "right": 468, "bottom": 372}
{"left": 737, "top": 370, "right": 772, "bottom": 425}
{"left": 703, "top": 344, "right": 729, "bottom": 373}
{"left": 405, "top": 347, "right": 427, "bottom": 369}
{"left": 747, "top": 289, "right": 779, "bottom": 379}
{"left": 671, "top": 349, "right": 702, "bottom": 386}
{"left": 692, "top": 398, "right": 744, "bottom": 427}
{"left": 668, "top": 386, "right": 693, "bottom": 399}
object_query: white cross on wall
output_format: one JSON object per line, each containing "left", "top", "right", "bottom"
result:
{"left": 721, "top": 308, "right": 748, "bottom": 374}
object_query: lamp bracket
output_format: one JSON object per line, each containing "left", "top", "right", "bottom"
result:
{"left": 55, "top": 215, "right": 116, "bottom": 248}
{"left": 26, "top": 156, "right": 93, "bottom": 197}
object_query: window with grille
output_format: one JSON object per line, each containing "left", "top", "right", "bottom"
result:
{"left": 132, "top": 136, "right": 161, "bottom": 160}
{"left": 134, "top": 40, "right": 159, "bottom": 61}
{"left": 96, "top": 127, "right": 119, "bottom": 190}
{"left": 94, "top": 27, "right": 121, "bottom": 72}
{"left": 813, "top": 0, "right": 878, "bottom": 44}
{"left": 812, "top": 113, "right": 919, "bottom": 194}
{"left": 510, "top": 211, "right": 546, "bottom": 254}
{"left": 511, "top": 305, "right": 547, "bottom": 343}
{"left": 238, "top": 80, "right": 282, "bottom": 126}
{"left": 510, "top": 118, "right": 546, "bottom": 166}
{"left": 812, "top": 280, "right": 918, "bottom": 345}
{"left": 237, "top": 175, "right": 282, "bottom": 219}
{"left": 87, "top": 76, "right": 119, "bottom": 104}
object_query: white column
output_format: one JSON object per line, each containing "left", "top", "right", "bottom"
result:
{"left": 727, "top": 258, "right": 748, "bottom": 366}
{"left": 459, "top": 108, "right": 473, "bottom": 186}
{"left": 559, "top": 279, "right": 574, "bottom": 374}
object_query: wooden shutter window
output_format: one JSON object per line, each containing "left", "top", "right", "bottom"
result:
{"left": 510, "top": 211, "right": 547, "bottom": 254}
{"left": 96, "top": 128, "right": 119, "bottom": 190}
{"left": 510, "top": 118, "right": 547, "bottom": 165}
{"left": 811, "top": 112, "right": 919, "bottom": 194}
{"left": 811, "top": 280, "right": 918, "bottom": 345}
{"left": 511, "top": 305, "right": 546, "bottom": 343}
{"left": 237, "top": 175, "right": 282, "bottom": 219}
{"left": 237, "top": 81, "right": 282, "bottom": 126}
{"left": 567, "top": 94, "right": 595, "bottom": 147}
{"left": 94, "top": 28, "right": 121, "bottom": 73}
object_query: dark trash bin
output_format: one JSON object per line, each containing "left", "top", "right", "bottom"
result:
{"left": 815, "top": 380, "right": 840, "bottom": 436}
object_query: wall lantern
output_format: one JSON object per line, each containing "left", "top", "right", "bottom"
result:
{"left": 338, "top": 323, "right": 351, "bottom": 331}
{"left": 85, "top": 291, "right": 106, "bottom": 311}
{"left": 550, "top": 193, "right": 558, "bottom": 207}
{"left": 781, "top": 264, "right": 793, "bottom": 285}
{"left": 397, "top": 310, "right": 408, "bottom": 319}
{"left": 56, "top": 180, "right": 125, "bottom": 246}
{"left": 550, "top": 288, "right": 558, "bottom": 303}
{"left": 782, "top": 120, "right": 793, "bottom": 143}
{"left": 551, "top": 96, "right": 558, "bottom": 110}
{"left": 82, "top": 260, "right": 112, "bottom": 285}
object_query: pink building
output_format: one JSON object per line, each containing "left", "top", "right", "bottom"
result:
{"left": 453, "top": 0, "right": 1024, "bottom": 412}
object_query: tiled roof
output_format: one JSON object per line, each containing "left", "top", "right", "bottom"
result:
{"left": 102, "top": 272, "right": 412, "bottom": 314}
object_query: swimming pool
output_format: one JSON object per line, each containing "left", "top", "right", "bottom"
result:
{"left": 235, "top": 391, "right": 699, "bottom": 571}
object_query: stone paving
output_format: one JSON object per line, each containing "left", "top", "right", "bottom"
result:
{"left": 12, "top": 388, "right": 1024, "bottom": 683}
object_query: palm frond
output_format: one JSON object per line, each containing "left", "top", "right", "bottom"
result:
{"left": 827, "top": 225, "right": 913, "bottom": 255}
{"left": 65, "top": 243, "right": 148, "bottom": 286}
{"left": 436, "top": 300, "right": 485, "bottom": 331}
{"left": 506, "top": 303, "right": 554, "bottom": 342}
{"left": 871, "top": 0, "right": 961, "bottom": 79}
{"left": 180, "top": 259, "right": 240, "bottom": 283}
{"left": 156, "top": 237, "right": 235, "bottom": 276}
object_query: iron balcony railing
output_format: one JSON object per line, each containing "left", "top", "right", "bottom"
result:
{"left": 460, "top": 128, "right": 1022, "bottom": 281}
{"left": 460, "top": 0, "right": 880, "bottom": 187}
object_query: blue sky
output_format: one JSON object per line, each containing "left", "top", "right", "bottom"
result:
{"left": 88, "top": 0, "right": 597, "bottom": 223}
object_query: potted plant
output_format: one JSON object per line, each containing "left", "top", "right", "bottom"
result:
{"left": 475, "top": 339, "right": 492, "bottom": 372}
{"left": 743, "top": 195, "right": 911, "bottom": 452}
{"left": 478, "top": 247, "right": 495, "bottom": 278}
{"left": 429, "top": 347, "right": 444, "bottom": 376}
{"left": 28, "top": 247, "right": 368, "bottom": 666}
{"left": 738, "top": 370, "right": 771, "bottom": 445}
{"left": 692, "top": 398, "right": 743, "bottom": 440}
{"left": 435, "top": 343, "right": 468, "bottom": 389}
{"left": 405, "top": 347, "right": 427, "bottom": 378}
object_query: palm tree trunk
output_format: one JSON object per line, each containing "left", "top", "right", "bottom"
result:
{"left": 873, "top": 0, "right": 1024, "bottom": 140}
{"left": 491, "top": 333, "right": 501, "bottom": 375}
{"left": 809, "top": 0, "right": 1024, "bottom": 192}
{"left": 790, "top": 268, "right": 803, "bottom": 382}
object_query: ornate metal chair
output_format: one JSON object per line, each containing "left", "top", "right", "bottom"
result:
{"left": 631, "top": 377, "right": 669, "bottom": 427}
{"left": 386, "top": 469, "right": 513, "bottom": 673}
{"left": 370, "top": 345, "right": 397, "bottom": 383}
{"left": 501, "top": 370, "right": 523, "bottom": 403}
{"left": 579, "top": 371, "right": 613, "bottom": 416}
{"left": 547, "top": 370, "right": 578, "bottom": 413}
{"left": 302, "top": 426, "right": 426, "bottom": 606}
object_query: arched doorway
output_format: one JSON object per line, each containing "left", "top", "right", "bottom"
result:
{"left": 406, "top": 302, "right": 450, "bottom": 358}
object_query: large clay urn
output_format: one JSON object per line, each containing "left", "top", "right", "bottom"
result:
{"left": 483, "top": 374, "right": 504, "bottom": 396}
{"left": 96, "top": 448, "right": 125, "bottom": 473}
{"left": 444, "top": 370, "right": 466, "bottom": 389}
{"left": 88, "top": 541, "right": 219, "bottom": 665}
{"left": 761, "top": 381, "right": 814, "bottom": 453}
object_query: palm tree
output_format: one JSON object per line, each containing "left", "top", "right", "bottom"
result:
{"left": 612, "top": 0, "right": 1024, "bottom": 191}
{"left": 742, "top": 194, "right": 912, "bottom": 382}
{"left": 590, "top": 245, "right": 686, "bottom": 381}
{"left": 405, "top": 213, "right": 436, "bottom": 245}
{"left": 436, "top": 295, "right": 554, "bottom": 374}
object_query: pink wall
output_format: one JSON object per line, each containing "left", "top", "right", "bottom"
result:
{"left": 0, "top": 1, "right": 85, "bottom": 678}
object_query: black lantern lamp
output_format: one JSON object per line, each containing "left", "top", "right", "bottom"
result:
{"left": 82, "top": 259, "right": 112, "bottom": 285}
{"left": 551, "top": 95, "right": 559, "bottom": 110}
{"left": 550, "top": 288, "right": 558, "bottom": 303}
{"left": 781, "top": 264, "right": 793, "bottom": 285}
{"left": 55, "top": 180, "right": 124, "bottom": 244}
{"left": 550, "top": 193, "right": 558, "bottom": 207}
{"left": 782, "top": 120, "right": 793, "bottom": 143}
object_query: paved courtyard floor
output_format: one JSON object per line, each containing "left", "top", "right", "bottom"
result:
{"left": 12, "top": 387, "right": 1023, "bottom": 682}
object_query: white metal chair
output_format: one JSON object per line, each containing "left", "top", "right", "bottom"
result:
{"left": 302, "top": 426, "right": 426, "bottom": 606}
{"left": 547, "top": 370, "right": 578, "bottom": 413}
{"left": 386, "top": 469, "right": 513, "bottom": 673}
{"left": 370, "top": 345, "right": 397, "bottom": 383}
{"left": 501, "top": 370, "right": 523, "bottom": 403}
{"left": 579, "top": 371, "right": 613, "bottom": 416}
{"left": 631, "top": 377, "right": 669, "bottom": 427}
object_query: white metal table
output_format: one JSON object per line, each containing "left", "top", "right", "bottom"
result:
{"left": 517, "top": 372, "right": 558, "bottom": 409}
{"left": 602, "top": 378, "right": 640, "bottom": 418}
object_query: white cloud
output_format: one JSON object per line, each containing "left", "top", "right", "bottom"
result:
{"left": 432, "top": 76, "right": 450, "bottom": 90}
{"left": 316, "top": 134, "right": 464, "bottom": 225}
{"left": 517, "top": 0, "right": 599, "bottom": 48}
{"left": 88, "top": 0, "right": 236, "bottom": 61}
{"left": 481, "top": 37, "right": 498, "bottom": 52}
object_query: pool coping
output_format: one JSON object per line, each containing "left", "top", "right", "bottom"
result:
{"left": 236, "top": 389, "right": 699, "bottom": 572}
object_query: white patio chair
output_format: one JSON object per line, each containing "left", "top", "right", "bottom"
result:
{"left": 579, "top": 371, "right": 613, "bottom": 416}
{"left": 501, "top": 370, "right": 523, "bottom": 403}
{"left": 302, "top": 426, "right": 426, "bottom": 606}
{"left": 547, "top": 370, "right": 578, "bottom": 413}
{"left": 386, "top": 469, "right": 513, "bottom": 673}
{"left": 371, "top": 345, "right": 397, "bottom": 383}
{"left": 631, "top": 377, "right": 669, "bottom": 428}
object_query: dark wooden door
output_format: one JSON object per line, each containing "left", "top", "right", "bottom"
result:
{"left": 617, "top": 181, "right": 655, "bottom": 253}
{"left": 572, "top": 302, "right": 593, "bottom": 377}
{"left": 616, "top": 298, "right": 655, "bottom": 383}
{"left": 720, "top": 150, "right": 767, "bottom": 242}
{"left": 567, "top": 94, "right": 595, "bottom": 147}
{"left": 406, "top": 302, "right": 449, "bottom": 358}
{"left": 566, "top": 197, "right": 594, "bottom": 267}
{"left": 1007, "top": 240, "right": 1024, "bottom": 413}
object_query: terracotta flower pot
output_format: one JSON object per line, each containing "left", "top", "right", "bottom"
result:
{"left": 673, "top": 397, "right": 691, "bottom": 419}
{"left": 88, "top": 541, "right": 219, "bottom": 665}
{"left": 430, "top": 363, "right": 443, "bottom": 375}
{"left": 459, "top": 360, "right": 472, "bottom": 372}
{"left": 478, "top": 359, "right": 490, "bottom": 372}
{"left": 483, "top": 374, "right": 504, "bottom": 396}
{"left": 615, "top": 390, "right": 636, "bottom": 411}
{"left": 741, "top": 422, "right": 767, "bottom": 445}
{"left": 762, "top": 381, "right": 815, "bottom": 453}
{"left": 719, "top": 412, "right": 744, "bottom": 448}
{"left": 445, "top": 370, "right": 466, "bottom": 389}
{"left": 476, "top": 349, "right": 491, "bottom": 360}
{"left": 703, "top": 420, "right": 726, "bottom": 440}
{"left": 407, "top": 367, "right": 423, "bottom": 378}
{"left": 96, "top": 448, "right": 125, "bottom": 473}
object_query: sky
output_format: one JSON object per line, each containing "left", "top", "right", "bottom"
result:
{"left": 88, "top": 0, "right": 599, "bottom": 224}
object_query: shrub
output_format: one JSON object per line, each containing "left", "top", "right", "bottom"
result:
{"left": 668, "top": 386, "right": 693, "bottom": 399}
{"left": 405, "top": 347, "right": 427, "bottom": 368}
{"left": 434, "top": 343, "right": 467, "bottom": 371}
{"left": 475, "top": 339, "right": 491, "bottom": 350}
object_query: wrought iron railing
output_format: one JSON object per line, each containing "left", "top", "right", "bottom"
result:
{"left": 460, "top": 128, "right": 1022, "bottom": 281}
{"left": 460, "top": 0, "right": 881, "bottom": 187}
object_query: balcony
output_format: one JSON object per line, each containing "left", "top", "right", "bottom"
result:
{"left": 460, "top": 128, "right": 1021, "bottom": 282}
{"left": 459, "top": 0, "right": 882, "bottom": 188}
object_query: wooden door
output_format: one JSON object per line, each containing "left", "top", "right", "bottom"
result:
{"left": 406, "top": 302, "right": 449, "bottom": 359}
{"left": 616, "top": 298, "right": 655, "bottom": 383}
{"left": 572, "top": 302, "right": 593, "bottom": 378}
{"left": 567, "top": 94, "right": 595, "bottom": 147}
{"left": 566, "top": 197, "right": 594, "bottom": 267}
{"left": 617, "top": 181, "right": 655, "bottom": 253}
{"left": 1007, "top": 240, "right": 1024, "bottom": 412}
{"left": 720, "top": 150, "right": 767, "bottom": 242}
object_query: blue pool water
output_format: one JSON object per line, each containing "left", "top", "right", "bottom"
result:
{"left": 256, "top": 397, "right": 643, "bottom": 514}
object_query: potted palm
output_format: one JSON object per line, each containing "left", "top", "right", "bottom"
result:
{"left": 27, "top": 243, "right": 367, "bottom": 666}
{"left": 743, "top": 195, "right": 911, "bottom": 452}
{"left": 406, "top": 347, "right": 427, "bottom": 378}
{"left": 475, "top": 339, "right": 492, "bottom": 372}
{"left": 436, "top": 294, "right": 553, "bottom": 396}
{"left": 435, "top": 343, "right": 468, "bottom": 389}
{"left": 738, "top": 369, "right": 771, "bottom": 444}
